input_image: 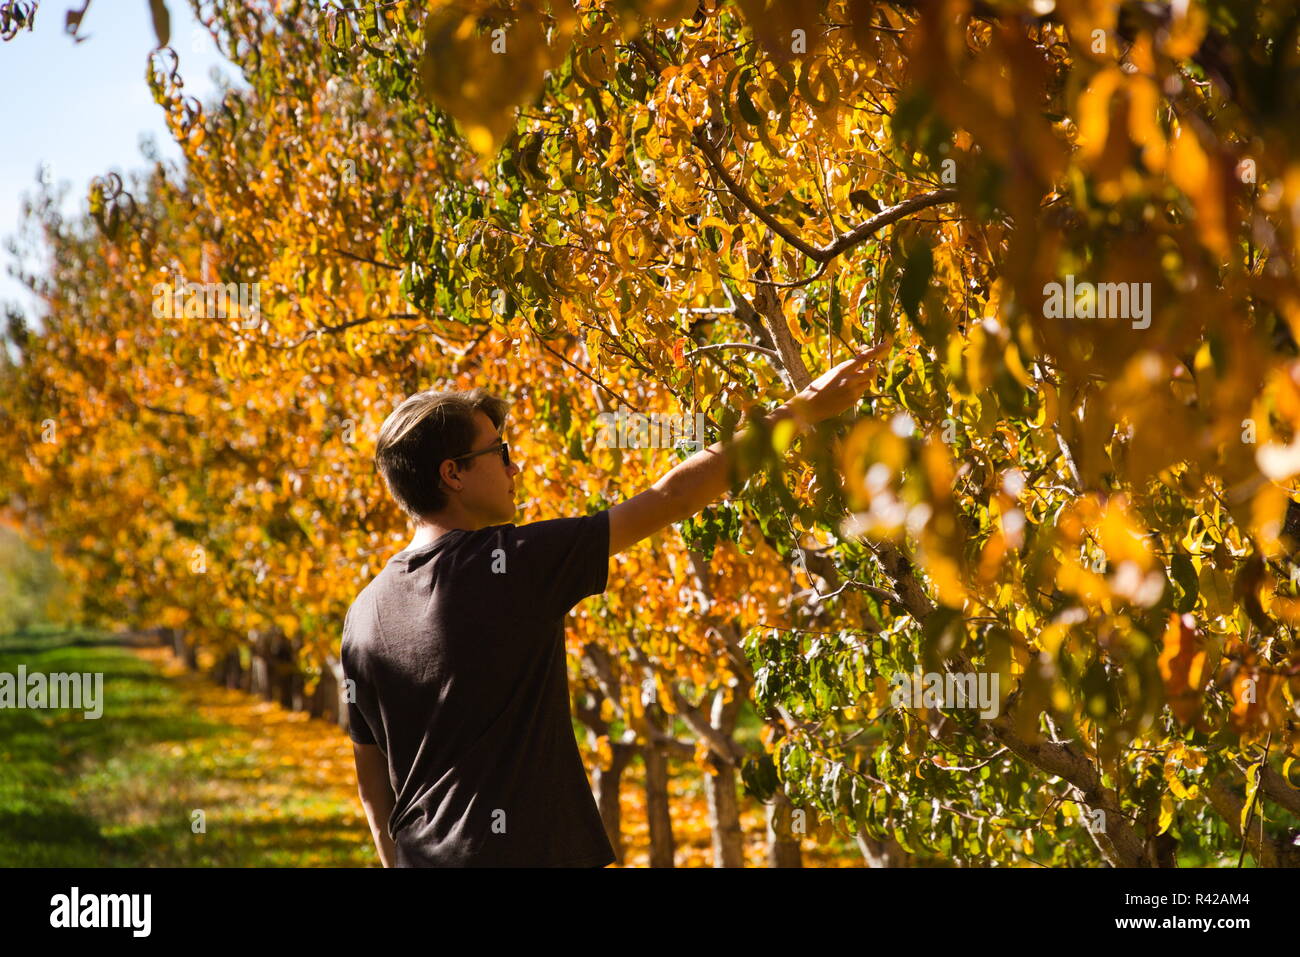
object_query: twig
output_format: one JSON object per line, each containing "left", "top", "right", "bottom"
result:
{"left": 327, "top": 245, "right": 400, "bottom": 271}
{"left": 534, "top": 337, "right": 644, "bottom": 414}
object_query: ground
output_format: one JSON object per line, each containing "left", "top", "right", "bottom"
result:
{"left": 0, "top": 626, "right": 861, "bottom": 867}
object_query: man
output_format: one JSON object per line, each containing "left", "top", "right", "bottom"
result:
{"left": 342, "top": 347, "right": 883, "bottom": 867}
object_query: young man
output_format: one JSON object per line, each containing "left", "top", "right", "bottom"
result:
{"left": 342, "top": 348, "right": 882, "bottom": 867}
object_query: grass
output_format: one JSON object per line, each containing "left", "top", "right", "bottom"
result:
{"left": 0, "top": 626, "right": 376, "bottom": 866}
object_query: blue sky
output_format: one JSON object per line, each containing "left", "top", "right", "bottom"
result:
{"left": 0, "top": 1, "right": 238, "bottom": 323}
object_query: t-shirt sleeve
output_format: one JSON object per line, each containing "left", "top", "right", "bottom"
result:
{"left": 340, "top": 609, "right": 378, "bottom": 747}
{"left": 506, "top": 510, "right": 610, "bottom": 621}
{"left": 346, "top": 694, "right": 377, "bottom": 746}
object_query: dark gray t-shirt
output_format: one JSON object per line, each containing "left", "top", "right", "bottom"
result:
{"left": 340, "top": 510, "right": 615, "bottom": 867}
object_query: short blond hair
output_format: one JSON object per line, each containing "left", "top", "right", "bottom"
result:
{"left": 374, "top": 387, "right": 509, "bottom": 520}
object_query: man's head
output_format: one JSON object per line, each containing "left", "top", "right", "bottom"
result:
{"left": 375, "top": 387, "right": 519, "bottom": 528}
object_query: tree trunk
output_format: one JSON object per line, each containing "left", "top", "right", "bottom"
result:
{"left": 169, "top": 627, "right": 197, "bottom": 670}
{"left": 216, "top": 649, "right": 242, "bottom": 689}
{"left": 766, "top": 787, "right": 803, "bottom": 867}
{"left": 250, "top": 628, "right": 270, "bottom": 698}
{"left": 286, "top": 635, "right": 306, "bottom": 712}
{"left": 704, "top": 688, "right": 745, "bottom": 867}
{"left": 311, "top": 661, "right": 340, "bottom": 721}
{"left": 272, "top": 630, "right": 296, "bottom": 709}
{"left": 287, "top": 670, "right": 305, "bottom": 712}
{"left": 705, "top": 763, "right": 745, "bottom": 867}
{"left": 854, "top": 827, "right": 912, "bottom": 867}
{"left": 642, "top": 741, "right": 676, "bottom": 868}
{"left": 591, "top": 740, "right": 632, "bottom": 865}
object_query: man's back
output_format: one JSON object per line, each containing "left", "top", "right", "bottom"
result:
{"left": 341, "top": 511, "right": 615, "bottom": 867}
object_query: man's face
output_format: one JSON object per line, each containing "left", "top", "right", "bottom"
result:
{"left": 444, "top": 410, "right": 519, "bottom": 526}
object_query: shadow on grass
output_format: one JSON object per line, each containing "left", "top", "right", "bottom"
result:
{"left": 0, "top": 622, "right": 164, "bottom": 655}
{"left": 111, "top": 817, "right": 374, "bottom": 868}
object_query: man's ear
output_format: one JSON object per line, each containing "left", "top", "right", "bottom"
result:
{"left": 438, "top": 458, "right": 463, "bottom": 492}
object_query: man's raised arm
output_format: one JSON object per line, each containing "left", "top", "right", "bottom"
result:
{"left": 607, "top": 345, "right": 887, "bottom": 558}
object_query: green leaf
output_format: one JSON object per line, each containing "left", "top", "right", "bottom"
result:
{"left": 741, "top": 752, "right": 780, "bottom": 801}
{"left": 736, "top": 68, "right": 763, "bottom": 126}
{"left": 921, "top": 605, "right": 964, "bottom": 674}
{"left": 898, "top": 239, "right": 933, "bottom": 326}
{"left": 1171, "top": 553, "right": 1198, "bottom": 613}
{"left": 893, "top": 825, "right": 915, "bottom": 853}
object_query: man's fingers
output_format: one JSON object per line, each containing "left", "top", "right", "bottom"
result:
{"left": 851, "top": 354, "right": 883, "bottom": 375}
{"left": 855, "top": 337, "right": 893, "bottom": 361}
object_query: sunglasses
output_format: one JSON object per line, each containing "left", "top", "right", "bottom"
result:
{"left": 453, "top": 440, "right": 511, "bottom": 470}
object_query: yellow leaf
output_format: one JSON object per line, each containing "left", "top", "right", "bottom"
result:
{"left": 1126, "top": 75, "right": 1165, "bottom": 172}
{"left": 1097, "top": 496, "right": 1154, "bottom": 571}
{"left": 418, "top": 2, "right": 573, "bottom": 161}
{"left": 1075, "top": 68, "right": 1121, "bottom": 162}
{"left": 923, "top": 554, "right": 968, "bottom": 607}
{"left": 1004, "top": 342, "right": 1033, "bottom": 388}
{"left": 1241, "top": 761, "right": 1262, "bottom": 832}
{"left": 1283, "top": 756, "right": 1299, "bottom": 788}
{"left": 772, "top": 418, "right": 797, "bottom": 453}
{"left": 1169, "top": 122, "right": 1229, "bottom": 256}
{"left": 1251, "top": 484, "right": 1290, "bottom": 558}
{"left": 1032, "top": 380, "right": 1059, "bottom": 429}
{"left": 1165, "top": 1, "right": 1208, "bottom": 59}
{"left": 787, "top": 310, "right": 811, "bottom": 346}
{"left": 1157, "top": 791, "right": 1175, "bottom": 834}
{"left": 1164, "top": 747, "right": 1189, "bottom": 799}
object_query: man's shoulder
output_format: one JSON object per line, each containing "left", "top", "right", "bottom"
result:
{"left": 414, "top": 513, "right": 609, "bottom": 552}
{"left": 508, "top": 511, "right": 609, "bottom": 541}
{"left": 441, "top": 518, "right": 594, "bottom": 554}
{"left": 341, "top": 574, "right": 386, "bottom": 650}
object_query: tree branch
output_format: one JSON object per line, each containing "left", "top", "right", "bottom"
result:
{"left": 683, "top": 342, "right": 779, "bottom": 361}
{"left": 819, "top": 189, "right": 959, "bottom": 260}
{"left": 1205, "top": 773, "right": 1300, "bottom": 867}
{"left": 692, "top": 125, "right": 958, "bottom": 265}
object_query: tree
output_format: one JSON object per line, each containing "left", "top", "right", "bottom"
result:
{"left": 3, "top": 0, "right": 1298, "bottom": 866}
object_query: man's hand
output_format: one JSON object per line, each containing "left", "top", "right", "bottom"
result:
{"left": 787, "top": 339, "right": 892, "bottom": 424}
{"left": 607, "top": 340, "right": 889, "bottom": 557}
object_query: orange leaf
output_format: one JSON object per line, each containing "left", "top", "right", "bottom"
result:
{"left": 1158, "top": 612, "right": 1207, "bottom": 725}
